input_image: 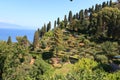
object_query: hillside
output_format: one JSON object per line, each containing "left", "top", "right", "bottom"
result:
{"left": 1, "top": 0, "right": 120, "bottom": 80}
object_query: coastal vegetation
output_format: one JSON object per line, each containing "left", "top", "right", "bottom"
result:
{"left": 1, "top": 0, "right": 120, "bottom": 80}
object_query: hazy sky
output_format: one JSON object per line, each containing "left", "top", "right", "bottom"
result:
{"left": 0, "top": 0, "right": 116, "bottom": 29}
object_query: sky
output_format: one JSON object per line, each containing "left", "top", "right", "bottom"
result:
{"left": 0, "top": 0, "right": 116, "bottom": 30}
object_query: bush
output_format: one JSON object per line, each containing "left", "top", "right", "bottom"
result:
{"left": 41, "top": 41, "right": 47, "bottom": 49}
{"left": 42, "top": 52, "right": 53, "bottom": 60}
{"left": 95, "top": 55, "right": 108, "bottom": 63}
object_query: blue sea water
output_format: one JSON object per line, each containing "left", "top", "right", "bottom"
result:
{"left": 0, "top": 28, "right": 36, "bottom": 42}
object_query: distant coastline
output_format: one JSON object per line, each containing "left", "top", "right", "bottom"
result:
{"left": 0, "top": 28, "right": 35, "bottom": 42}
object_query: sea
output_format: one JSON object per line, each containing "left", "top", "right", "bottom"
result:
{"left": 0, "top": 28, "right": 36, "bottom": 42}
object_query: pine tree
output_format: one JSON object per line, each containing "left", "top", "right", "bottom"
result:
{"left": 54, "top": 20, "right": 57, "bottom": 29}
{"left": 33, "top": 31, "right": 39, "bottom": 50}
{"left": 68, "top": 11, "right": 72, "bottom": 23}
{"left": 7, "top": 36, "right": 12, "bottom": 45}
{"left": 47, "top": 21, "right": 51, "bottom": 32}
{"left": 64, "top": 15, "right": 67, "bottom": 28}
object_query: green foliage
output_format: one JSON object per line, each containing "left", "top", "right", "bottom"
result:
{"left": 102, "top": 41, "right": 117, "bottom": 58}
{"left": 2, "top": 44, "right": 32, "bottom": 80}
{"left": 44, "top": 31, "right": 54, "bottom": 37}
{"left": 57, "top": 17, "right": 60, "bottom": 26}
{"left": 29, "top": 55, "right": 53, "bottom": 80}
{"left": 106, "top": 71, "right": 120, "bottom": 80}
{"left": 95, "top": 54, "right": 108, "bottom": 63}
{"left": 68, "top": 11, "right": 72, "bottom": 23}
{"left": 33, "top": 31, "right": 39, "bottom": 50}
{"left": 54, "top": 28, "right": 64, "bottom": 54}
{"left": 7, "top": 36, "right": 12, "bottom": 45}
{"left": 1, "top": 1, "right": 120, "bottom": 80}
{"left": 74, "top": 58, "right": 98, "bottom": 71}
{"left": 16, "top": 35, "right": 30, "bottom": 47}
{"left": 47, "top": 21, "right": 51, "bottom": 32}
{"left": 64, "top": 15, "right": 68, "bottom": 28}
{"left": 41, "top": 40, "right": 47, "bottom": 49}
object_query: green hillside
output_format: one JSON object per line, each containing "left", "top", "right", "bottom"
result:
{"left": 1, "top": 0, "right": 120, "bottom": 80}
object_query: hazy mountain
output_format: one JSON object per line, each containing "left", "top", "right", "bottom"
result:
{"left": 0, "top": 22, "right": 32, "bottom": 30}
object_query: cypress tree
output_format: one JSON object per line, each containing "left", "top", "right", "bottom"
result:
{"left": 47, "top": 21, "right": 51, "bottom": 32}
{"left": 54, "top": 20, "right": 57, "bottom": 29}
{"left": 95, "top": 4, "right": 99, "bottom": 12}
{"left": 110, "top": 0, "right": 113, "bottom": 7}
{"left": 98, "top": 4, "right": 102, "bottom": 10}
{"left": 84, "top": 9, "right": 88, "bottom": 18}
{"left": 79, "top": 9, "right": 84, "bottom": 23}
{"left": 43, "top": 24, "right": 47, "bottom": 33}
{"left": 91, "top": 6, "right": 94, "bottom": 13}
{"left": 107, "top": 1, "right": 109, "bottom": 6}
{"left": 57, "top": 17, "right": 60, "bottom": 26}
{"left": 97, "top": 14, "right": 103, "bottom": 36}
{"left": 7, "top": 36, "right": 12, "bottom": 45}
{"left": 88, "top": 6, "right": 94, "bottom": 13}
{"left": 68, "top": 11, "right": 72, "bottom": 23}
{"left": 102, "top": 2, "right": 106, "bottom": 8}
{"left": 64, "top": 15, "right": 67, "bottom": 28}
{"left": 33, "top": 31, "right": 39, "bottom": 50}
{"left": 76, "top": 13, "right": 79, "bottom": 19}
{"left": 73, "top": 15, "right": 76, "bottom": 19}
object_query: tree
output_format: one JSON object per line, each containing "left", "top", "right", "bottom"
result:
{"left": 54, "top": 20, "right": 57, "bottom": 29}
{"left": 76, "top": 12, "right": 79, "bottom": 19}
{"left": 40, "top": 24, "right": 47, "bottom": 37}
{"left": 95, "top": 4, "right": 99, "bottom": 12}
{"left": 33, "top": 31, "right": 39, "bottom": 50}
{"left": 54, "top": 28, "right": 63, "bottom": 55}
{"left": 88, "top": 13, "right": 98, "bottom": 35}
{"left": 98, "top": 7, "right": 120, "bottom": 38}
{"left": 79, "top": 10, "right": 84, "bottom": 23}
{"left": 84, "top": 9, "right": 88, "bottom": 18}
{"left": 68, "top": 11, "right": 72, "bottom": 23}
{"left": 43, "top": 24, "right": 47, "bottom": 33}
{"left": 64, "top": 15, "right": 68, "bottom": 28}
{"left": 7, "top": 36, "right": 12, "bottom": 45}
{"left": 96, "top": 14, "right": 103, "bottom": 37}
{"left": 88, "top": 5, "right": 94, "bottom": 13}
{"left": 57, "top": 17, "right": 60, "bottom": 26}
{"left": 47, "top": 21, "right": 51, "bottom": 32}
{"left": 21, "top": 35, "right": 30, "bottom": 47}
{"left": 110, "top": 0, "right": 113, "bottom": 7}
{"left": 102, "top": 2, "right": 107, "bottom": 8}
